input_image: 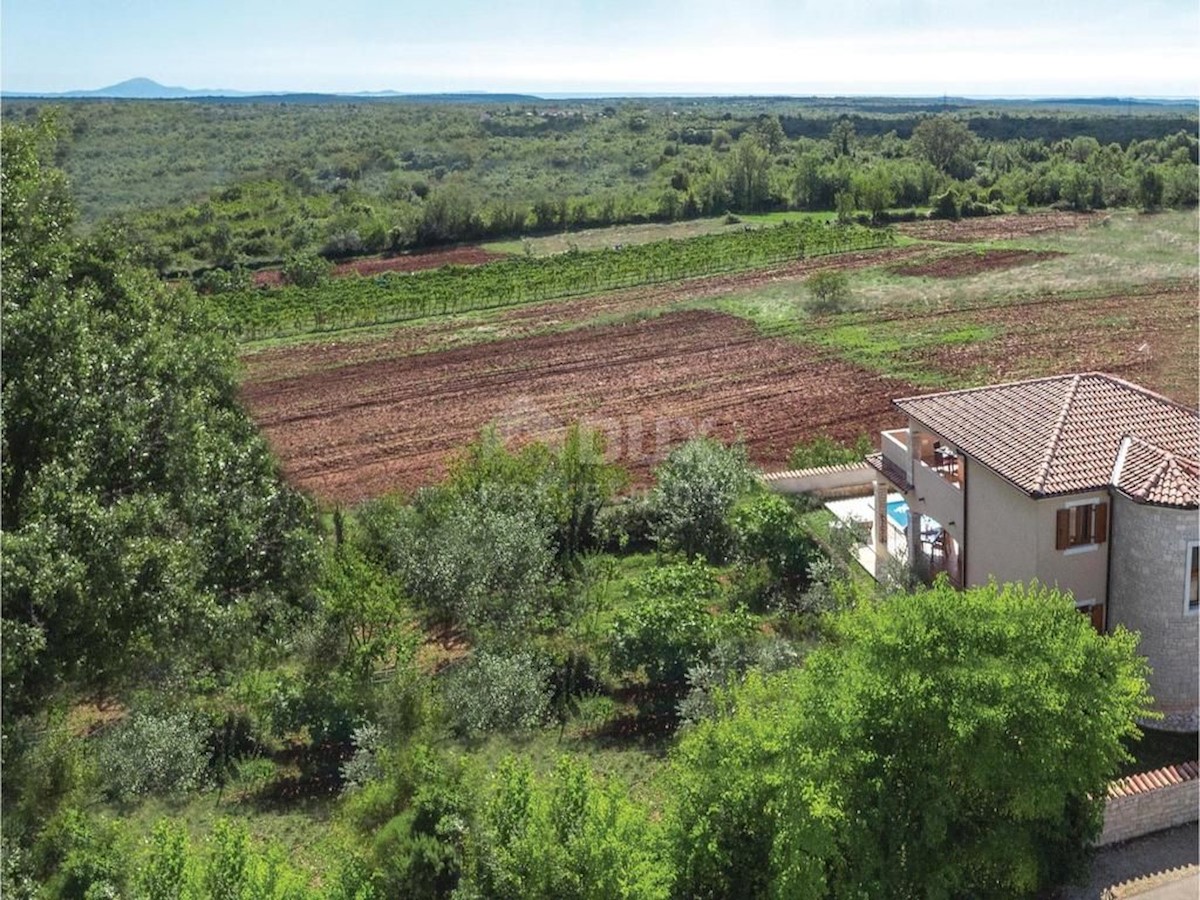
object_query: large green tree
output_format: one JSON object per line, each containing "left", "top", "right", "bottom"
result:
{"left": 910, "top": 114, "right": 976, "bottom": 177}
{"left": 1, "top": 118, "right": 314, "bottom": 715}
{"left": 668, "top": 580, "right": 1151, "bottom": 899}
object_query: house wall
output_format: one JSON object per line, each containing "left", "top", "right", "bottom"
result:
{"left": 964, "top": 462, "right": 1039, "bottom": 587}
{"left": 962, "top": 465, "right": 1110, "bottom": 607}
{"left": 1034, "top": 489, "right": 1111, "bottom": 610}
{"left": 1108, "top": 493, "right": 1199, "bottom": 715}
{"left": 761, "top": 463, "right": 874, "bottom": 498}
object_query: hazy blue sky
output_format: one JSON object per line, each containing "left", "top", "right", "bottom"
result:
{"left": 3, "top": 0, "right": 1197, "bottom": 96}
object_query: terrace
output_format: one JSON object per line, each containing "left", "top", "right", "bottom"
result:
{"left": 826, "top": 493, "right": 962, "bottom": 587}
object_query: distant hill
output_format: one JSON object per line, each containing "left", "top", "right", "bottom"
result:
{"left": 3, "top": 77, "right": 539, "bottom": 103}
{"left": 55, "top": 77, "right": 255, "bottom": 99}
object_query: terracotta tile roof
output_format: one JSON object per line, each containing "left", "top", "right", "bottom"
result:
{"left": 865, "top": 452, "right": 911, "bottom": 491}
{"left": 894, "top": 373, "right": 1199, "bottom": 503}
{"left": 1106, "top": 760, "right": 1199, "bottom": 799}
{"left": 1112, "top": 436, "right": 1200, "bottom": 509}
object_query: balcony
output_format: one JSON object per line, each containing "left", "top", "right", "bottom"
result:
{"left": 914, "top": 434, "right": 962, "bottom": 489}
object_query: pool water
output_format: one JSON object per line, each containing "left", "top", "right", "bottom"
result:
{"left": 886, "top": 499, "right": 909, "bottom": 530}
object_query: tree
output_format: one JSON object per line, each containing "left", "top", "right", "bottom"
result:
{"left": 803, "top": 270, "right": 852, "bottom": 314}
{"left": 725, "top": 137, "right": 773, "bottom": 212}
{"left": 651, "top": 438, "right": 758, "bottom": 563}
{"left": 470, "top": 756, "right": 670, "bottom": 900}
{"left": 829, "top": 118, "right": 856, "bottom": 158}
{"left": 910, "top": 114, "right": 975, "bottom": 176}
{"left": 1137, "top": 165, "right": 1165, "bottom": 211}
{"left": 852, "top": 166, "right": 895, "bottom": 223}
{"left": 281, "top": 250, "right": 331, "bottom": 287}
{"left": 389, "top": 493, "right": 558, "bottom": 640}
{"left": 668, "top": 581, "right": 1151, "bottom": 899}
{"left": 609, "top": 561, "right": 751, "bottom": 687}
{"left": 728, "top": 492, "right": 819, "bottom": 594}
{"left": 667, "top": 670, "right": 832, "bottom": 900}
{"left": 1, "top": 119, "right": 315, "bottom": 715}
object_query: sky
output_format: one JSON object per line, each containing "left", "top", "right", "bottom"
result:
{"left": 2, "top": 0, "right": 1198, "bottom": 97}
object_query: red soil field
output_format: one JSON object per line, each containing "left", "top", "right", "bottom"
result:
{"left": 895, "top": 210, "right": 1100, "bottom": 243}
{"left": 252, "top": 245, "right": 506, "bottom": 286}
{"left": 918, "top": 285, "right": 1199, "bottom": 403}
{"left": 241, "top": 310, "right": 916, "bottom": 505}
{"left": 890, "top": 249, "right": 1065, "bottom": 279}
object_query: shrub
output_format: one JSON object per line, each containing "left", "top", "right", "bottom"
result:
{"left": 609, "top": 561, "right": 754, "bottom": 688}
{"left": 340, "top": 723, "right": 385, "bottom": 793}
{"left": 192, "top": 264, "right": 251, "bottom": 295}
{"left": 931, "top": 188, "right": 961, "bottom": 220}
{"left": 441, "top": 651, "right": 552, "bottom": 738}
{"left": 468, "top": 756, "right": 670, "bottom": 899}
{"left": 803, "top": 270, "right": 852, "bottom": 314}
{"left": 280, "top": 251, "right": 331, "bottom": 287}
{"left": 393, "top": 493, "right": 558, "bottom": 639}
{"left": 651, "top": 437, "right": 758, "bottom": 563}
{"left": 728, "top": 492, "right": 820, "bottom": 597}
{"left": 596, "top": 494, "right": 657, "bottom": 554}
{"left": 98, "top": 710, "right": 211, "bottom": 801}
{"left": 787, "top": 433, "right": 872, "bottom": 469}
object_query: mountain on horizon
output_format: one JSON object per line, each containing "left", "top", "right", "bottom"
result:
{"left": 4, "top": 77, "right": 538, "bottom": 102}
{"left": 59, "top": 77, "right": 254, "bottom": 99}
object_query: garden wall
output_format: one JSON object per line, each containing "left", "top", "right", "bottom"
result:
{"left": 1098, "top": 761, "right": 1198, "bottom": 846}
{"left": 762, "top": 462, "right": 874, "bottom": 499}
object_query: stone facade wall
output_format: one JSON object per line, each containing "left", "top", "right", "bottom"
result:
{"left": 1099, "top": 766, "right": 1199, "bottom": 846}
{"left": 1108, "top": 493, "right": 1199, "bottom": 715}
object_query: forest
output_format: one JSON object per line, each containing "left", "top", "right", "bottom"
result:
{"left": 1, "top": 96, "right": 1195, "bottom": 277}
{"left": 0, "top": 101, "right": 1188, "bottom": 898}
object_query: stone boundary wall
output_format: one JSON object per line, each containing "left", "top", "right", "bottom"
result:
{"left": 1098, "top": 761, "right": 1199, "bottom": 846}
{"left": 761, "top": 462, "right": 875, "bottom": 498}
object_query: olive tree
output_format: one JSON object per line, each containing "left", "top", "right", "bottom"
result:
{"left": 650, "top": 438, "right": 757, "bottom": 563}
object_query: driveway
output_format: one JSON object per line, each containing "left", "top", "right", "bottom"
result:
{"left": 1058, "top": 823, "right": 1198, "bottom": 899}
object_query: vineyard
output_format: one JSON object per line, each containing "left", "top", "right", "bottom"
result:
{"left": 213, "top": 221, "right": 895, "bottom": 340}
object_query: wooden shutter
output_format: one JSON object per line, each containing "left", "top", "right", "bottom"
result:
{"left": 1093, "top": 502, "right": 1108, "bottom": 544}
{"left": 1056, "top": 509, "right": 1070, "bottom": 550}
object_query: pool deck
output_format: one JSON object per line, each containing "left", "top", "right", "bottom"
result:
{"left": 825, "top": 492, "right": 907, "bottom": 579}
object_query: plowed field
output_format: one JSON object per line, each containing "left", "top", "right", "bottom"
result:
{"left": 895, "top": 210, "right": 1100, "bottom": 243}
{"left": 252, "top": 245, "right": 505, "bottom": 286}
{"left": 890, "top": 249, "right": 1064, "bottom": 278}
{"left": 241, "top": 310, "right": 915, "bottom": 504}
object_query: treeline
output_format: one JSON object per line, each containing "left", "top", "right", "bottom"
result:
{"left": 3, "top": 98, "right": 1195, "bottom": 274}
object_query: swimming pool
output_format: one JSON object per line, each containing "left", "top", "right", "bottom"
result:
{"left": 886, "top": 499, "right": 909, "bottom": 530}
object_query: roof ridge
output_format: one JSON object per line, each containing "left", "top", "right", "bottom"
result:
{"left": 894, "top": 372, "right": 1079, "bottom": 405}
{"left": 1032, "top": 373, "right": 1081, "bottom": 494}
{"left": 894, "top": 371, "right": 1199, "bottom": 416}
{"left": 1122, "top": 433, "right": 1200, "bottom": 469}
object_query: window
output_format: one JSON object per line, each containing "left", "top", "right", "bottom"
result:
{"left": 1187, "top": 543, "right": 1199, "bottom": 613}
{"left": 1055, "top": 501, "right": 1108, "bottom": 551}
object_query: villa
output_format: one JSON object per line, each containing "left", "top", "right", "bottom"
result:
{"left": 860, "top": 372, "right": 1199, "bottom": 724}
